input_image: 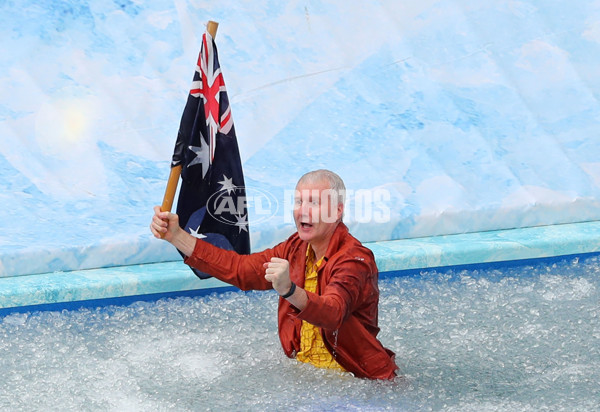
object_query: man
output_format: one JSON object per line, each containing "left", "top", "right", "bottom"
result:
{"left": 150, "top": 169, "right": 398, "bottom": 379}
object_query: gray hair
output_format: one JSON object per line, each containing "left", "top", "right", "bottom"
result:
{"left": 296, "top": 169, "right": 346, "bottom": 206}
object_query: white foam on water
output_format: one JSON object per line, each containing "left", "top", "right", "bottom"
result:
{"left": 1, "top": 256, "right": 599, "bottom": 411}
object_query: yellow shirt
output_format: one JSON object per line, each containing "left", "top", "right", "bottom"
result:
{"left": 295, "top": 246, "right": 345, "bottom": 371}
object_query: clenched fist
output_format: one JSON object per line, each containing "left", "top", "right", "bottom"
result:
{"left": 263, "top": 257, "right": 292, "bottom": 296}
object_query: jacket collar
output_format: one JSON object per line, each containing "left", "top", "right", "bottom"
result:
{"left": 320, "top": 222, "right": 349, "bottom": 263}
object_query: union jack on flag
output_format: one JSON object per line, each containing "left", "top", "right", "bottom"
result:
{"left": 189, "top": 32, "right": 234, "bottom": 163}
{"left": 170, "top": 28, "right": 250, "bottom": 279}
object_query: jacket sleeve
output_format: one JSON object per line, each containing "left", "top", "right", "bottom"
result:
{"left": 184, "top": 237, "right": 289, "bottom": 291}
{"left": 296, "top": 254, "right": 374, "bottom": 330}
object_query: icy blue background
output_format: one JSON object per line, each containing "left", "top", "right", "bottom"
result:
{"left": 1, "top": 0, "right": 600, "bottom": 277}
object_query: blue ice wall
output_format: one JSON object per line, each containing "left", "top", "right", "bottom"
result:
{"left": 1, "top": 1, "right": 600, "bottom": 277}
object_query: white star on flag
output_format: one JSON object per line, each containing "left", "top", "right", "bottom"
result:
{"left": 189, "top": 226, "right": 208, "bottom": 239}
{"left": 218, "top": 174, "right": 236, "bottom": 194}
{"left": 187, "top": 133, "right": 210, "bottom": 178}
{"left": 235, "top": 214, "right": 248, "bottom": 233}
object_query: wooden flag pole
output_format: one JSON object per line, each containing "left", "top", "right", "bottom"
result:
{"left": 207, "top": 20, "right": 219, "bottom": 40}
{"left": 160, "top": 164, "right": 182, "bottom": 213}
{"left": 161, "top": 20, "right": 219, "bottom": 214}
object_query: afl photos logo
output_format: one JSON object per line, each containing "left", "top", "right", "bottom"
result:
{"left": 207, "top": 186, "right": 279, "bottom": 227}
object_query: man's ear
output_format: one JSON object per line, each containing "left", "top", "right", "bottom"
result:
{"left": 337, "top": 202, "right": 344, "bottom": 222}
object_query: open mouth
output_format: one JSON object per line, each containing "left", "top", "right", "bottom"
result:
{"left": 300, "top": 222, "right": 313, "bottom": 229}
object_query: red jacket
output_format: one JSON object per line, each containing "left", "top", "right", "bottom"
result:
{"left": 184, "top": 223, "right": 398, "bottom": 380}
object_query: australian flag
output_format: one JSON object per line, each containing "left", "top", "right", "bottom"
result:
{"left": 172, "top": 30, "right": 250, "bottom": 279}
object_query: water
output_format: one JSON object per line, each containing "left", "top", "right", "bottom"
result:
{"left": 1, "top": 256, "right": 599, "bottom": 411}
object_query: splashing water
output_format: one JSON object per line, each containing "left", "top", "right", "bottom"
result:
{"left": 1, "top": 256, "right": 599, "bottom": 411}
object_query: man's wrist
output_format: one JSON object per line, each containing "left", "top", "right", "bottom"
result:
{"left": 172, "top": 228, "right": 196, "bottom": 258}
{"left": 280, "top": 282, "right": 296, "bottom": 299}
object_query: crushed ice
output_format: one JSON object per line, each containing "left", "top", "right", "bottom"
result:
{"left": 1, "top": 256, "right": 599, "bottom": 411}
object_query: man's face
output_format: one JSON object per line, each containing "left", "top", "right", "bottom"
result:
{"left": 293, "top": 179, "right": 343, "bottom": 246}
